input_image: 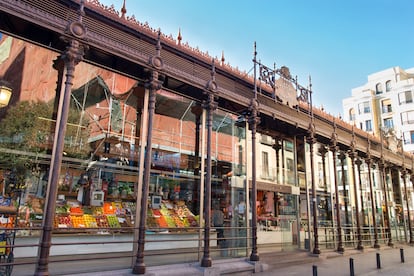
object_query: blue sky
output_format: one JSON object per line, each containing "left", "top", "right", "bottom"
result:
{"left": 97, "top": 0, "right": 414, "bottom": 116}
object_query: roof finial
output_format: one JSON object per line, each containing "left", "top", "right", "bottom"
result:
{"left": 211, "top": 59, "right": 216, "bottom": 82}
{"left": 121, "top": 0, "right": 127, "bottom": 19}
{"left": 79, "top": 0, "right": 85, "bottom": 22}
{"left": 221, "top": 51, "right": 225, "bottom": 66}
{"left": 177, "top": 28, "right": 182, "bottom": 45}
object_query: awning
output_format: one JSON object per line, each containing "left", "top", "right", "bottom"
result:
{"left": 249, "top": 180, "right": 294, "bottom": 194}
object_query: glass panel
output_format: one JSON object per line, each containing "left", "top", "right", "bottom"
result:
{"left": 210, "top": 109, "right": 247, "bottom": 257}
{"left": 0, "top": 33, "right": 143, "bottom": 254}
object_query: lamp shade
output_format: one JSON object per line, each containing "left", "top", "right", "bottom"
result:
{"left": 0, "top": 85, "right": 12, "bottom": 107}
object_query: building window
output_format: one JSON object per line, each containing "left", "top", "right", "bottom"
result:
{"left": 385, "top": 80, "right": 392, "bottom": 92}
{"left": 358, "top": 101, "right": 370, "bottom": 114}
{"left": 365, "top": 120, "right": 372, "bottom": 131}
{"left": 403, "top": 131, "right": 414, "bottom": 144}
{"left": 399, "top": 91, "right": 413, "bottom": 104}
{"left": 383, "top": 118, "right": 393, "bottom": 129}
{"left": 261, "top": 151, "right": 269, "bottom": 179}
{"left": 401, "top": 110, "right": 414, "bottom": 125}
{"left": 376, "top": 83, "right": 383, "bottom": 94}
{"left": 381, "top": 99, "right": 392, "bottom": 113}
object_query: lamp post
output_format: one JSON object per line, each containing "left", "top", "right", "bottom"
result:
{"left": 0, "top": 85, "right": 12, "bottom": 107}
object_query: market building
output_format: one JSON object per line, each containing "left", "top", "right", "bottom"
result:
{"left": 0, "top": 1, "right": 413, "bottom": 275}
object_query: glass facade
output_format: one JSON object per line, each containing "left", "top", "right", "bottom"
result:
{"left": 0, "top": 33, "right": 251, "bottom": 262}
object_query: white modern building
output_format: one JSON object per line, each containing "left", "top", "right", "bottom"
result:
{"left": 343, "top": 66, "right": 414, "bottom": 153}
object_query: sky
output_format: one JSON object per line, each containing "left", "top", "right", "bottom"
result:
{"left": 98, "top": 0, "right": 414, "bottom": 116}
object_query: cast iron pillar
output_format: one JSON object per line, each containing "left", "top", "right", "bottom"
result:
{"left": 248, "top": 42, "right": 260, "bottom": 262}
{"left": 408, "top": 171, "right": 414, "bottom": 244}
{"left": 338, "top": 152, "right": 350, "bottom": 243}
{"left": 379, "top": 161, "right": 393, "bottom": 247}
{"left": 330, "top": 120, "right": 344, "bottom": 253}
{"left": 308, "top": 122, "right": 320, "bottom": 254}
{"left": 248, "top": 96, "right": 260, "bottom": 261}
{"left": 133, "top": 31, "right": 165, "bottom": 275}
{"left": 272, "top": 138, "right": 282, "bottom": 185}
{"left": 366, "top": 137, "right": 380, "bottom": 248}
{"left": 355, "top": 158, "right": 366, "bottom": 243}
{"left": 318, "top": 146, "right": 328, "bottom": 193}
{"left": 319, "top": 146, "right": 330, "bottom": 228}
{"left": 403, "top": 169, "right": 414, "bottom": 244}
{"left": 200, "top": 60, "right": 218, "bottom": 267}
{"left": 379, "top": 129, "right": 393, "bottom": 247}
{"left": 35, "top": 2, "right": 87, "bottom": 275}
{"left": 348, "top": 135, "right": 363, "bottom": 250}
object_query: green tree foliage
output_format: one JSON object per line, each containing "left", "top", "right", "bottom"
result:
{"left": 0, "top": 100, "right": 91, "bottom": 167}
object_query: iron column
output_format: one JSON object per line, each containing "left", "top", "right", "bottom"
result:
{"left": 200, "top": 61, "right": 218, "bottom": 267}
{"left": 133, "top": 31, "right": 164, "bottom": 274}
{"left": 35, "top": 2, "right": 87, "bottom": 274}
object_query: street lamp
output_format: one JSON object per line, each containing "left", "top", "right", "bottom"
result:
{"left": 0, "top": 85, "right": 12, "bottom": 107}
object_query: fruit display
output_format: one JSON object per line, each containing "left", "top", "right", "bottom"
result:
{"left": 122, "top": 201, "right": 136, "bottom": 214}
{"left": 106, "top": 214, "right": 121, "bottom": 228}
{"left": 70, "top": 215, "right": 86, "bottom": 228}
{"left": 91, "top": 206, "right": 104, "bottom": 215}
{"left": 54, "top": 215, "right": 71, "bottom": 228}
{"left": 103, "top": 202, "right": 115, "bottom": 214}
{"left": 50, "top": 200, "right": 138, "bottom": 230}
{"left": 112, "top": 202, "right": 124, "bottom": 215}
{"left": 83, "top": 214, "right": 98, "bottom": 228}
{"left": 147, "top": 200, "right": 198, "bottom": 230}
{"left": 95, "top": 215, "right": 109, "bottom": 228}
{"left": 70, "top": 207, "right": 83, "bottom": 215}
{"left": 0, "top": 216, "right": 14, "bottom": 229}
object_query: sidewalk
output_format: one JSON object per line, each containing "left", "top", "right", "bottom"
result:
{"left": 12, "top": 243, "right": 414, "bottom": 275}
{"left": 256, "top": 244, "right": 414, "bottom": 276}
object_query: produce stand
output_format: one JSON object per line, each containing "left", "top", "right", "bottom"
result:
{"left": 0, "top": 200, "right": 17, "bottom": 276}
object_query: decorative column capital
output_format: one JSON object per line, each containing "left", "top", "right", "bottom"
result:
{"left": 202, "top": 60, "right": 218, "bottom": 112}
{"left": 329, "top": 124, "right": 338, "bottom": 152}
{"left": 59, "top": 0, "right": 88, "bottom": 68}
{"left": 355, "top": 157, "right": 363, "bottom": 167}
{"left": 306, "top": 121, "right": 316, "bottom": 144}
{"left": 144, "top": 30, "right": 165, "bottom": 91}
{"left": 348, "top": 149, "right": 357, "bottom": 161}
{"left": 338, "top": 151, "right": 347, "bottom": 163}
{"left": 318, "top": 145, "right": 328, "bottom": 158}
{"left": 272, "top": 137, "right": 282, "bottom": 151}
{"left": 378, "top": 160, "right": 387, "bottom": 170}
{"left": 401, "top": 168, "right": 407, "bottom": 178}
{"left": 248, "top": 98, "right": 260, "bottom": 129}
